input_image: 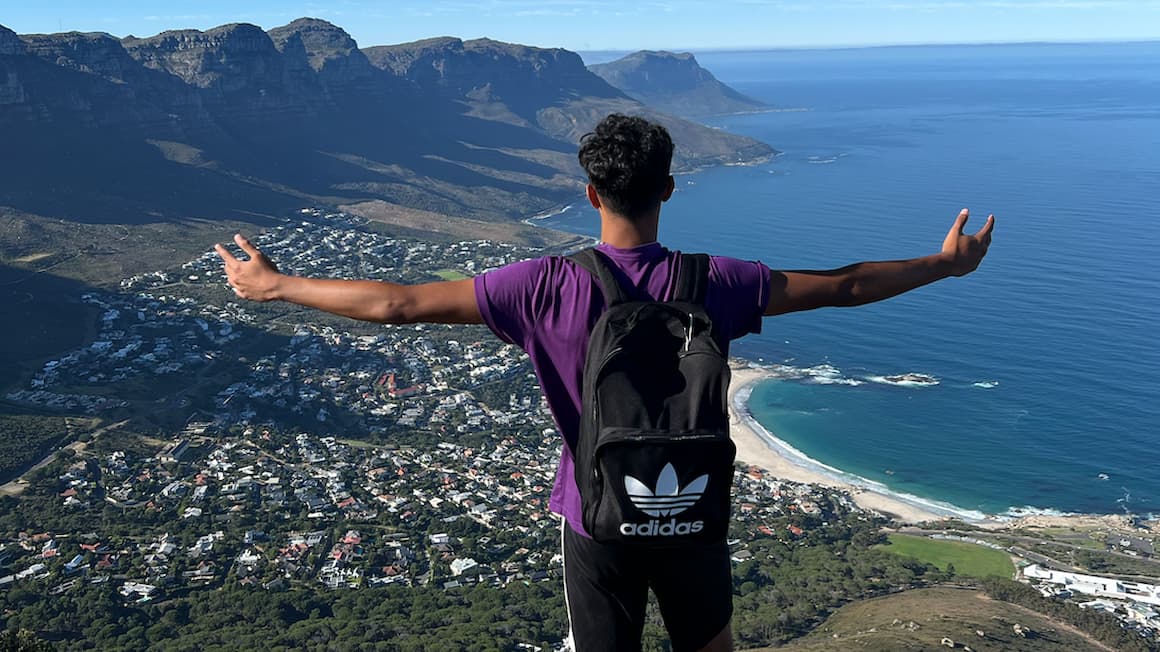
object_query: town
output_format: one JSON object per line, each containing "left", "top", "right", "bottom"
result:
{"left": 1, "top": 419, "right": 847, "bottom": 598}
{"left": 1, "top": 210, "right": 1156, "bottom": 647}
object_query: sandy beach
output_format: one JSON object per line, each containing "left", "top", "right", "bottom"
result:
{"left": 728, "top": 361, "right": 947, "bottom": 524}
{"left": 728, "top": 361, "right": 1160, "bottom": 535}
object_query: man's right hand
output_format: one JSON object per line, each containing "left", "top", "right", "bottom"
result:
{"left": 213, "top": 232, "right": 482, "bottom": 324}
{"left": 215, "top": 234, "right": 282, "bottom": 302}
{"left": 941, "top": 208, "right": 995, "bottom": 277}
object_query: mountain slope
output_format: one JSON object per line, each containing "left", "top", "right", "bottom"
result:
{"left": 0, "top": 20, "right": 774, "bottom": 229}
{"left": 364, "top": 37, "right": 771, "bottom": 171}
{"left": 758, "top": 587, "right": 1113, "bottom": 652}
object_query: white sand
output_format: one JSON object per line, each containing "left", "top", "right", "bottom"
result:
{"left": 728, "top": 362, "right": 946, "bottom": 524}
{"left": 727, "top": 362, "right": 1160, "bottom": 534}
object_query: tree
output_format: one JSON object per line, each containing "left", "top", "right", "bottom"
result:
{"left": 0, "top": 628, "right": 53, "bottom": 652}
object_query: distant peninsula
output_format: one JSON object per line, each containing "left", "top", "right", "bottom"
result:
{"left": 589, "top": 50, "right": 769, "bottom": 119}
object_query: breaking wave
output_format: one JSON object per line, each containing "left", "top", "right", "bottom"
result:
{"left": 523, "top": 203, "right": 575, "bottom": 222}
{"left": 865, "top": 373, "right": 940, "bottom": 387}
{"left": 759, "top": 362, "right": 940, "bottom": 388}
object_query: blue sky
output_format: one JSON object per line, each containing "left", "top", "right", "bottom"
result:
{"left": 3, "top": 0, "right": 1159, "bottom": 51}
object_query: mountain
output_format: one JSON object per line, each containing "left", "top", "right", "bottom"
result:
{"left": 364, "top": 37, "right": 773, "bottom": 175}
{"left": 0, "top": 20, "right": 773, "bottom": 232}
{"left": 589, "top": 50, "right": 768, "bottom": 118}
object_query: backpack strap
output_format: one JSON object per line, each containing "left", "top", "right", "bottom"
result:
{"left": 673, "top": 253, "right": 710, "bottom": 305}
{"left": 567, "top": 248, "right": 630, "bottom": 306}
{"left": 569, "top": 248, "right": 711, "bottom": 306}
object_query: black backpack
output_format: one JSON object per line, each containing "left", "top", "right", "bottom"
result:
{"left": 568, "top": 248, "right": 736, "bottom": 546}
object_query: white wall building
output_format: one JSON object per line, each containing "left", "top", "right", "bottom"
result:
{"left": 1024, "top": 564, "right": 1160, "bottom": 606}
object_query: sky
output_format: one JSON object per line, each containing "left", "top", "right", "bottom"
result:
{"left": 2, "top": 0, "right": 1159, "bottom": 52}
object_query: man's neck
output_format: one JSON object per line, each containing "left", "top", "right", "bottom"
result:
{"left": 598, "top": 210, "right": 660, "bottom": 248}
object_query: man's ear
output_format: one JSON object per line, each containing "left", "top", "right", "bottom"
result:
{"left": 661, "top": 175, "right": 675, "bottom": 202}
{"left": 586, "top": 184, "right": 602, "bottom": 209}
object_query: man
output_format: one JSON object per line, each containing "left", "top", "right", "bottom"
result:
{"left": 217, "top": 113, "right": 993, "bottom": 651}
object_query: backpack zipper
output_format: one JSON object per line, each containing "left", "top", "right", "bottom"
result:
{"left": 590, "top": 346, "right": 623, "bottom": 420}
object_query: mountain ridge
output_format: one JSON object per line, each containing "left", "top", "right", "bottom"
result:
{"left": 0, "top": 19, "right": 774, "bottom": 230}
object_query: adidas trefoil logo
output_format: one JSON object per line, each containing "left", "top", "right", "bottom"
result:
{"left": 624, "top": 463, "right": 708, "bottom": 517}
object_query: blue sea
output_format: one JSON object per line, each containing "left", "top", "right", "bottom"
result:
{"left": 548, "top": 42, "right": 1160, "bottom": 520}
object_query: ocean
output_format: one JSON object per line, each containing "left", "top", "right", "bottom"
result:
{"left": 547, "top": 42, "right": 1160, "bottom": 520}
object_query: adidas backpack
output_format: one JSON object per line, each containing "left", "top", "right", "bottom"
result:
{"left": 569, "top": 248, "right": 736, "bottom": 546}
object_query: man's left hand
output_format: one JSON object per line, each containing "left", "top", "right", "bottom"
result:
{"left": 215, "top": 234, "right": 282, "bottom": 301}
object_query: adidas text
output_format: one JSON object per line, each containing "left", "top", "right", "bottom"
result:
{"left": 619, "top": 518, "right": 704, "bottom": 537}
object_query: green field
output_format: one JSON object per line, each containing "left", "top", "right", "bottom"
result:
{"left": 432, "top": 269, "right": 469, "bottom": 281}
{"left": 880, "top": 534, "right": 1015, "bottom": 579}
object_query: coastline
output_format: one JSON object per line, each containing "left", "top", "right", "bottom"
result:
{"left": 728, "top": 361, "right": 948, "bottom": 524}
{"left": 728, "top": 360, "right": 1160, "bottom": 533}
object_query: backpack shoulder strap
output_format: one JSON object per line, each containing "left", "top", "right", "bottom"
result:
{"left": 567, "top": 248, "right": 630, "bottom": 306}
{"left": 673, "top": 253, "right": 710, "bottom": 305}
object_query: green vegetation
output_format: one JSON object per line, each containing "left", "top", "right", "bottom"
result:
{"left": 1071, "top": 547, "right": 1160, "bottom": 579}
{"left": 0, "top": 628, "right": 53, "bottom": 651}
{"left": 2, "top": 583, "right": 566, "bottom": 652}
{"left": 0, "top": 458, "right": 953, "bottom": 652}
{"left": 729, "top": 518, "right": 952, "bottom": 648}
{"left": 1021, "top": 540, "right": 1160, "bottom": 579}
{"left": 2, "top": 450, "right": 1153, "bottom": 651}
{"left": 880, "top": 534, "right": 1015, "bottom": 579}
{"left": 981, "top": 577, "right": 1155, "bottom": 652}
{"left": 1022, "top": 526, "right": 1109, "bottom": 551}
{"left": 432, "top": 269, "right": 470, "bottom": 281}
{"left": 0, "top": 414, "right": 71, "bottom": 484}
{"left": 0, "top": 269, "right": 100, "bottom": 393}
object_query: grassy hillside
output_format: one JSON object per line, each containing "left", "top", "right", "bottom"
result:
{"left": 758, "top": 587, "right": 1114, "bottom": 652}
{"left": 880, "top": 533, "right": 1016, "bottom": 579}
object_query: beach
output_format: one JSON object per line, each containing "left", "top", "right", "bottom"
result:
{"left": 728, "top": 361, "right": 947, "bottom": 524}
{"left": 728, "top": 361, "right": 1160, "bottom": 534}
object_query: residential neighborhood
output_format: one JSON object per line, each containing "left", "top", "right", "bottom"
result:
{"left": 1, "top": 209, "right": 1156, "bottom": 647}
{"left": 0, "top": 420, "right": 850, "bottom": 604}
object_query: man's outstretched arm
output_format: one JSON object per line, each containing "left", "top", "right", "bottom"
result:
{"left": 215, "top": 234, "right": 483, "bottom": 324}
{"left": 765, "top": 208, "right": 994, "bottom": 316}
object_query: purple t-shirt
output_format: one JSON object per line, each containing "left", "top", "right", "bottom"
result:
{"left": 474, "top": 242, "right": 771, "bottom": 535}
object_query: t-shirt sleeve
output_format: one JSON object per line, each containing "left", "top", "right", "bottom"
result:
{"left": 474, "top": 258, "right": 548, "bottom": 348}
{"left": 707, "top": 256, "right": 771, "bottom": 340}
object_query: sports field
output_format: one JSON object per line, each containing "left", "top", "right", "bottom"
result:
{"left": 432, "top": 269, "right": 469, "bottom": 281}
{"left": 879, "top": 534, "right": 1015, "bottom": 579}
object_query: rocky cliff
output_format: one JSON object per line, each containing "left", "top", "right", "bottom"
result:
{"left": 0, "top": 19, "right": 774, "bottom": 227}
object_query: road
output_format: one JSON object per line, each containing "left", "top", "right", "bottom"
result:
{"left": 0, "top": 419, "right": 130, "bottom": 496}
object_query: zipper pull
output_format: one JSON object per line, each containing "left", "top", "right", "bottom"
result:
{"left": 685, "top": 313, "right": 694, "bottom": 350}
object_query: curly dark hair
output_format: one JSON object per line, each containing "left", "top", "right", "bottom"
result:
{"left": 578, "top": 114, "right": 674, "bottom": 220}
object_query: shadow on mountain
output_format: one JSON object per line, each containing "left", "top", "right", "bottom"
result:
{"left": 0, "top": 102, "right": 575, "bottom": 226}
{"left": 0, "top": 124, "right": 306, "bottom": 225}
{"left": 1, "top": 21, "right": 772, "bottom": 228}
{"left": 0, "top": 262, "right": 375, "bottom": 437}
{"left": 0, "top": 39, "right": 578, "bottom": 225}
{"left": 0, "top": 263, "right": 101, "bottom": 384}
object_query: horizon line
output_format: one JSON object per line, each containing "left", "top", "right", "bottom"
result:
{"left": 581, "top": 37, "right": 1160, "bottom": 55}
{"left": 4, "top": 19, "right": 1158, "bottom": 54}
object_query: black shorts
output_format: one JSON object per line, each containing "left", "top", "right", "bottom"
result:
{"left": 562, "top": 520, "right": 733, "bottom": 651}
